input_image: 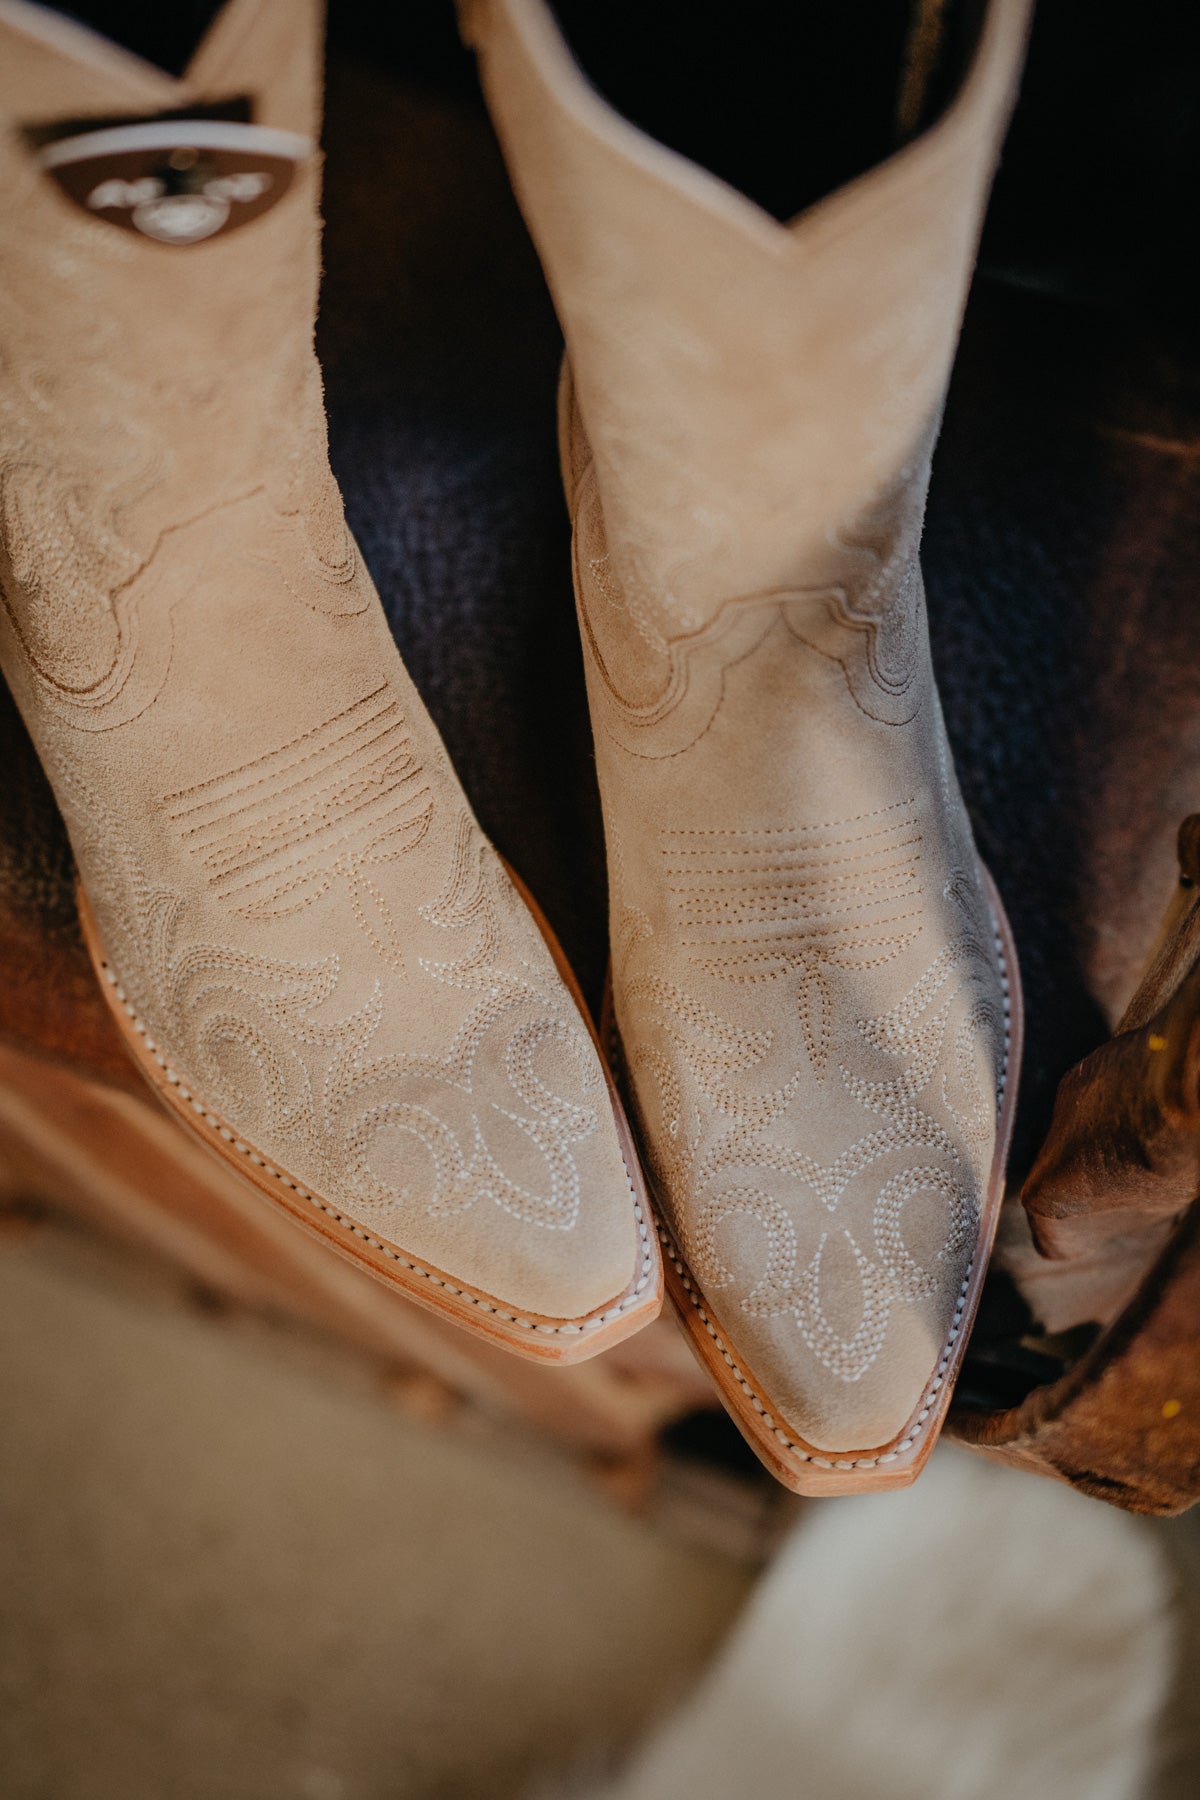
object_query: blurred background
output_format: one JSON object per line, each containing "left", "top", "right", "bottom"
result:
{"left": 3, "top": 2, "right": 1200, "bottom": 1794}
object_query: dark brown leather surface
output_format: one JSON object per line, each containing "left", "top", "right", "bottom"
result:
{"left": 953, "top": 1201, "right": 1200, "bottom": 1515}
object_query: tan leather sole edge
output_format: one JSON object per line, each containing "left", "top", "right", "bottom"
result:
{"left": 603, "top": 865, "right": 1025, "bottom": 1494}
{"left": 76, "top": 862, "right": 662, "bottom": 1366}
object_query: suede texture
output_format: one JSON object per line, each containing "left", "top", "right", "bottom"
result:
{"left": 471, "top": 0, "right": 1031, "bottom": 1451}
{"left": 0, "top": 0, "right": 645, "bottom": 1324}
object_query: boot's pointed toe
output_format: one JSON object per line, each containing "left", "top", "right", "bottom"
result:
{"left": 475, "top": 0, "right": 1028, "bottom": 1473}
{"left": 0, "top": 0, "right": 660, "bottom": 1360}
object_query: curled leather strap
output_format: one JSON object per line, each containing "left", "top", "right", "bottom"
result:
{"left": 950, "top": 818, "right": 1200, "bottom": 1514}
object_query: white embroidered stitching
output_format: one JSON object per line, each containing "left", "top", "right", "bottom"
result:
{"left": 640, "top": 914, "right": 1012, "bottom": 1465}
{"left": 100, "top": 962, "right": 655, "bottom": 1335}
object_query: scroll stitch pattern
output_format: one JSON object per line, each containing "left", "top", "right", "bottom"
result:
{"left": 55, "top": 760, "right": 600, "bottom": 1241}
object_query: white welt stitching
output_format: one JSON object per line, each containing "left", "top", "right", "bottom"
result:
{"left": 639, "top": 917, "right": 1011, "bottom": 1471}
{"left": 100, "top": 965, "right": 654, "bottom": 1336}
{"left": 659, "top": 1220, "right": 972, "bottom": 1469}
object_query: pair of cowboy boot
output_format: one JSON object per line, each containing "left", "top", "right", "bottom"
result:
{"left": 0, "top": 0, "right": 1029, "bottom": 1493}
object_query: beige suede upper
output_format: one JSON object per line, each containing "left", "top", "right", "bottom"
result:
{"left": 0, "top": 0, "right": 647, "bottom": 1325}
{"left": 473, "top": 0, "right": 1029, "bottom": 1448}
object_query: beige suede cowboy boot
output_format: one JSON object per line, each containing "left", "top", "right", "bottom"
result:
{"left": 471, "top": 0, "right": 1028, "bottom": 1481}
{"left": 0, "top": 0, "right": 661, "bottom": 1359}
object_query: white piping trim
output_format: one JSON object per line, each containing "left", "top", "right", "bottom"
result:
{"left": 38, "top": 120, "right": 314, "bottom": 170}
